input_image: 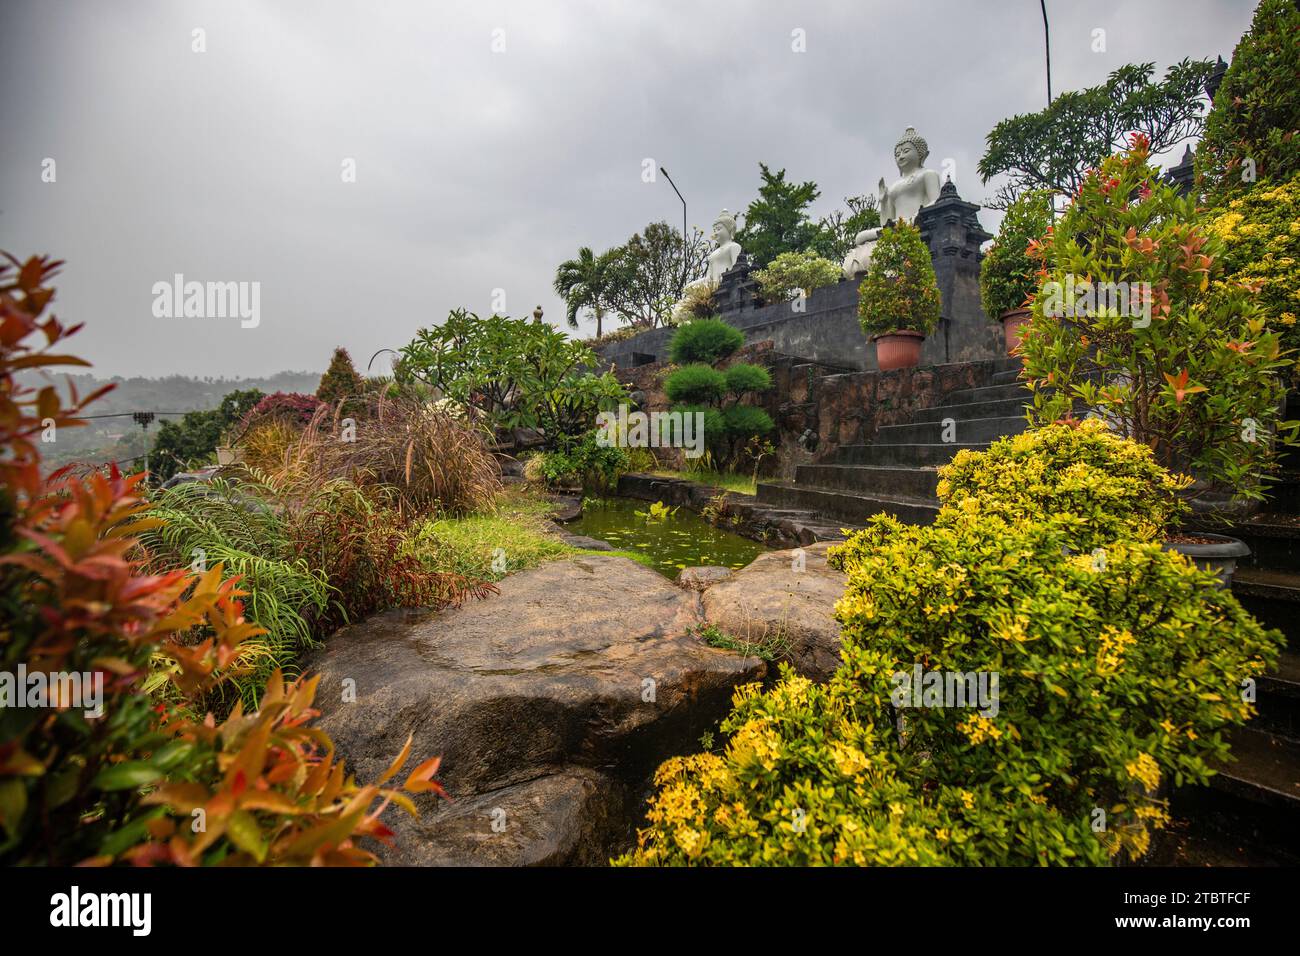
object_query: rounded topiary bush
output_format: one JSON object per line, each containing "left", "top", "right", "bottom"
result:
{"left": 668, "top": 317, "right": 744, "bottom": 365}
{"left": 665, "top": 363, "right": 727, "bottom": 405}
{"left": 616, "top": 509, "right": 1283, "bottom": 866}
{"left": 673, "top": 404, "right": 726, "bottom": 450}
{"left": 722, "top": 404, "right": 774, "bottom": 440}
{"left": 936, "top": 419, "right": 1190, "bottom": 552}
{"left": 723, "top": 362, "right": 772, "bottom": 395}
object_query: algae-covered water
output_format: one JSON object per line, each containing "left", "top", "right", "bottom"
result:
{"left": 565, "top": 496, "right": 767, "bottom": 578}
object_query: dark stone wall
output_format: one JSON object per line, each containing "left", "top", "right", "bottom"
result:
{"left": 594, "top": 180, "right": 1003, "bottom": 374}
{"left": 595, "top": 278, "right": 872, "bottom": 371}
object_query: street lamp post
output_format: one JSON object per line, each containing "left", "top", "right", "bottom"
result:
{"left": 660, "top": 166, "right": 689, "bottom": 291}
{"left": 1040, "top": 0, "right": 1052, "bottom": 107}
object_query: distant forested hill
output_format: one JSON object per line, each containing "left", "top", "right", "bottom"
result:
{"left": 18, "top": 369, "right": 321, "bottom": 469}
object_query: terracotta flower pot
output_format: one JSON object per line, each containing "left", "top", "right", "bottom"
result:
{"left": 872, "top": 330, "right": 925, "bottom": 371}
{"left": 1000, "top": 308, "right": 1032, "bottom": 356}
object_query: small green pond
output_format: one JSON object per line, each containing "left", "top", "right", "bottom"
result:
{"left": 566, "top": 496, "right": 768, "bottom": 578}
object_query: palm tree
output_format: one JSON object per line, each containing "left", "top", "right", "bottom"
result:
{"left": 553, "top": 246, "right": 613, "bottom": 339}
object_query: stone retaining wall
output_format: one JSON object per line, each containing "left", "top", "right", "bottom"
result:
{"left": 612, "top": 340, "right": 1005, "bottom": 480}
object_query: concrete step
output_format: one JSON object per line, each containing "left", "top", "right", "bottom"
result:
{"left": 942, "top": 382, "right": 1032, "bottom": 406}
{"left": 991, "top": 367, "right": 1026, "bottom": 386}
{"left": 794, "top": 463, "right": 940, "bottom": 498}
{"left": 1232, "top": 566, "right": 1300, "bottom": 603}
{"left": 912, "top": 396, "right": 1033, "bottom": 424}
{"left": 1265, "top": 472, "right": 1300, "bottom": 516}
{"left": 835, "top": 441, "right": 989, "bottom": 467}
{"left": 1207, "top": 725, "right": 1300, "bottom": 825}
{"left": 1232, "top": 566, "right": 1300, "bottom": 648}
{"left": 755, "top": 481, "right": 940, "bottom": 526}
{"left": 1166, "top": 782, "right": 1300, "bottom": 863}
{"left": 1146, "top": 809, "right": 1300, "bottom": 865}
{"left": 1256, "top": 649, "right": 1300, "bottom": 741}
{"left": 875, "top": 415, "right": 1028, "bottom": 446}
{"left": 1233, "top": 515, "right": 1300, "bottom": 573}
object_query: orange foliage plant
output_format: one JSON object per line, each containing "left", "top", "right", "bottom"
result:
{"left": 0, "top": 254, "right": 442, "bottom": 865}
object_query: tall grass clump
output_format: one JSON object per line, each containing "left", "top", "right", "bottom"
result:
{"left": 267, "top": 470, "right": 495, "bottom": 629}
{"left": 277, "top": 397, "right": 502, "bottom": 519}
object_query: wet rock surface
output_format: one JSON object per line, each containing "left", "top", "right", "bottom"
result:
{"left": 700, "top": 541, "right": 846, "bottom": 682}
{"left": 676, "top": 565, "right": 734, "bottom": 591}
{"left": 308, "top": 554, "right": 763, "bottom": 865}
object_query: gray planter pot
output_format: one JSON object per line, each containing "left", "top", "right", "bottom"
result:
{"left": 1164, "top": 533, "right": 1250, "bottom": 588}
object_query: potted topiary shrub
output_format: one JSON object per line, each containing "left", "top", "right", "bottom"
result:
{"left": 1022, "top": 134, "right": 1298, "bottom": 552}
{"left": 856, "top": 220, "right": 941, "bottom": 370}
{"left": 979, "top": 189, "right": 1053, "bottom": 356}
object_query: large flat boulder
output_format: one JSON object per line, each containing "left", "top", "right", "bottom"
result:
{"left": 700, "top": 541, "right": 845, "bottom": 682}
{"left": 307, "top": 555, "right": 763, "bottom": 865}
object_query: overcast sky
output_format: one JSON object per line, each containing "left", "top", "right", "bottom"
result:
{"left": 0, "top": 0, "right": 1257, "bottom": 378}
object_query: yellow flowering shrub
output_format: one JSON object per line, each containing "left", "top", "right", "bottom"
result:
{"left": 617, "top": 450, "right": 1282, "bottom": 866}
{"left": 1205, "top": 172, "right": 1300, "bottom": 380}
{"left": 936, "top": 419, "right": 1190, "bottom": 552}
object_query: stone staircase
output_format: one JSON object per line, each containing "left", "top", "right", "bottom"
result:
{"left": 1175, "top": 509, "right": 1300, "bottom": 863}
{"left": 756, "top": 357, "right": 1029, "bottom": 525}
{"left": 756, "top": 355, "right": 1300, "bottom": 863}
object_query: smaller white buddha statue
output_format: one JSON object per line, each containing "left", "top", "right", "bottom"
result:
{"left": 842, "top": 226, "right": 882, "bottom": 280}
{"left": 673, "top": 209, "right": 742, "bottom": 321}
{"left": 703, "top": 209, "right": 742, "bottom": 286}
{"left": 878, "top": 127, "right": 942, "bottom": 225}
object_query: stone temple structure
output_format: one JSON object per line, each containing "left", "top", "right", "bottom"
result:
{"left": 596, "top": 177, "right": 999, "bottom": 372}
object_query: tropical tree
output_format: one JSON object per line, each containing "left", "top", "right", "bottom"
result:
{"left": 397, "top": 309, "right": 625, "bottom": 446}
{"left": 736, "top": 163, "right": 820, "bottom": 269}
{"left": 147, "top": 387, "right": 263, "bottom": 481}
{"left": 553, "top": 246, "right": 617, "bottom": 338}
{"left": 1195, "top": 0, "right": 1300, "bottom": 204}
{"left": 603, "top": 221, "right": 709, "bottom": 329}
{"left": 810, "top": 193, "right": 880, "bottom": 264}
{"left": 978, "top": 59, "right": 1215, "bottom": 209}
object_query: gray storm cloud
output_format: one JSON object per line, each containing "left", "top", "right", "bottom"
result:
{"left": 0, "top": 0, "right": 1253, "bottom": 377}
